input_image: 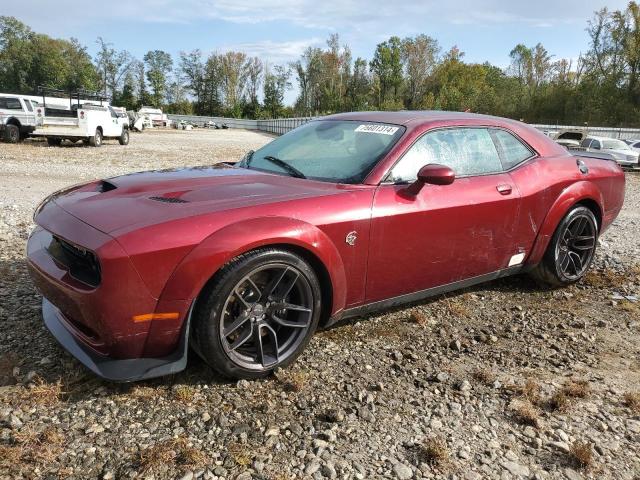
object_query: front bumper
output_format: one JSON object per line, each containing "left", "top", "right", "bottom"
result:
{"left": 42, "top": 297, "right": 190, "bottom": 382}
{"left": 27, "top": 199, "right": 192, "bottom": 381}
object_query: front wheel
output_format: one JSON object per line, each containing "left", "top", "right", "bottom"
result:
{"left": 4, "top": 124, "right": 20, "bottom": 143}
{"left": 88, "top": 129, "right": 102, "bottom": 147}
{"left": 530, "top": 205, "right": 598, "bottom": 287}
{"left": 118, "top": 128, "right": 129, "bottom": 145}
{"left": 193, "top": 249, "right": 322, "bottom": 379}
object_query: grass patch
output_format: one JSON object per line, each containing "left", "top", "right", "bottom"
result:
{"left": 0, "top": 426, "right": 65, "bottom": 475}
{"left": 508, "top": 399, "right": 541, "bottom": 427}
{"left": 137, "top": 437, "right": 207, "bottom": 475}
{"left": 409, "top": 311, "right": 430, "bottom": 326}
{"left": 562, "top": 379, "right": 591, "bottom": 399}
{"left": 274, "top": 368, "right": 308, "bottom": 392}
{"left": 548, "top": 391, "right": 572, "bottom": 412}
{"left": 173, "top": 385, "right": 197, "bottom": 403}
{"left": 618, "top": 300, "right": 640, "bottom": 315}
{"left": 583, "top": 269, "right": 627, "bottom": 288}
{"left": 227, "top": 442, "right": 253, "bottom": 466}
{"left": 569, "top": 441, "right": 593, "bottom": 470}
{"left": 443, "top": 297, "right": 471, "bottom": 318}
{"left": 21, "top": 377, "right": 63, "bottom": 406}
{"left": 472, "top": 367, "right": 497, "bottom": 386}
{"left": 623, "top": 391, "right": 640, "bottom": 412}
{"left": 417, "top": 437, "right": 451, "bottom": 469}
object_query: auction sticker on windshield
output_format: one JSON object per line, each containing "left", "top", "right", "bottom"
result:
{"left": 355, "top": 124, "right": 399, "bottom": 135}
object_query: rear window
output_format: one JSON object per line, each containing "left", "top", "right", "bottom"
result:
{"left": 491, "top": 129, "right": 534, "bottom": 169}
{"left": 0, "top": 97, "right": 23, "bottom": 110}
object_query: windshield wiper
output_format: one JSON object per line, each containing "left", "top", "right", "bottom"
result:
{"left": 263, "top": 156, "right": 306, "bottom": 179}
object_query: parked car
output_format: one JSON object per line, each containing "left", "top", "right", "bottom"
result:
{"left": 138, "top": 106, "right": 170, "bottom": 127}
{"left": 554, "top": 130, "right": 587, "bottom": 148}
{"left": 27, "top": 111, "right": 625, "bottom": 381}
{"left": 32, "top": 88, "right": 129, "bottom": 147}
{"left": 578, "top": 136, "right": 639, "bottom": 167}
{"left": 0, "top": 93, "right": 40, "bottom": 143}
{"left": 623, "top": 138, "right": 640, "bottom": 151}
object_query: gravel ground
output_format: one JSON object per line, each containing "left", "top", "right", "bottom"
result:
{"left": 1, "top": 129, "right": 639, "bottom": 480}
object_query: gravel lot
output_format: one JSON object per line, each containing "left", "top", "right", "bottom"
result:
{"left": 1, "top": 129, "right": 639, "bottom": 480}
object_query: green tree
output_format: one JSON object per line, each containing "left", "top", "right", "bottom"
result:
{"left": 369, "top": 36, "right": 403, "bottom": 108}
{"left": 263, "top": 64, "right": 290, "bottom": 118}
{"left": 143, "top": 50, "right": 173, "bottom": 107}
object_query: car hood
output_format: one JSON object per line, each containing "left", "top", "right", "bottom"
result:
{"left": 52, "top": 164, "right": 348, "bottom": 234}
{"left": 605, "top": 148, "right": 639, "bottom": 158}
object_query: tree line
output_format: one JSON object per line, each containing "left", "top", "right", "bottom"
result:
{"left": 1, "top": 3, "right": 639, "bottom": 126}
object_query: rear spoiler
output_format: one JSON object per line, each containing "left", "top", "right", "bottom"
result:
{"left": 571, "top": 151, "right": 617, "bottom": 162}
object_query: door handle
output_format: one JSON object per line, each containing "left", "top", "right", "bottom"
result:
{"left": 496, "top": 184, "right": 512, "bottom": 195}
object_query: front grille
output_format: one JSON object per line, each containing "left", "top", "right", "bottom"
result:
{"left": 46, "top": 236, "right": 101, "bottom": 287}
{"left": 149, "top": 196, "right": 189, "bottom": 204}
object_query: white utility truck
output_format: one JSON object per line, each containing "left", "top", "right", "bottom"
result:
{"left": 32, "top": 87, "right": 129, "bottom": 147}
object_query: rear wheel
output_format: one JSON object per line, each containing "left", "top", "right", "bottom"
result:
{"left": 530, "top": 205, "right": 598, "bottom": 287}
{"left": 4, "top": 124, "right": 20, "bottom": 143}
{"left": 88, "top": 129, "right": 102, "bottom": 147}
{"left": 118, "top": 128, "right": 129, "bottom": 145}
{"left": 47, "top": 137, "right": 62, "bottom": 147}
{"left": 193, "top": 248, "right": 322, "bottom": 379}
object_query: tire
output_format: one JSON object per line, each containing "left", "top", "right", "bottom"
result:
{"left": 530, "top": 205, "right": 598, "bottom": 287}
{"left": 88, "top": 129, "right": 102, "bottom": 147}
{"left": 47, "top": 137, "right": 62, "bottom": 147}
{"left": 118, "top": 128, "right": 129, "bottom": 145}
{"left": 4, "top": 124, "right": 20, "bottom": 143}
{"left": 193, "top": 248, "right": 322, "bottom": 379}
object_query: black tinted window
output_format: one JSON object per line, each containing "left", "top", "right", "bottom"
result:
{"left": 0, "top": 97, "right": 22, "bottom": 110}
{"left": 492, "top": 129, "right": 534, "bottom": 170}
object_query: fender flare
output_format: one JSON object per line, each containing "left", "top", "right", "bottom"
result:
{"left": 527, "top": 181, "right": 604, "bottom": 265}
{"left": 6, "top": 116, "right": 21, "bottom": 128}
{"left": 158, "top": 216, "right": 348, "bottom": 316}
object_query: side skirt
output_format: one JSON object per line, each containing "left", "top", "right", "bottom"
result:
{"left": 328, "top": 265, "right": 525, "bottom": 325}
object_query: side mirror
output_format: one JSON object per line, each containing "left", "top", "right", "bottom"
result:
{"left": 404, "top": 164, "right": 455, "bottom": 196}
{"left": 417, "top": 164, "right": 456, "bottom": 186}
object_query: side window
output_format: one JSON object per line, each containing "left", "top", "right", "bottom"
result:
{"left": 580, "top": 138, "right": 592, "bottom": 148}
{"left": 634, "top": 142, "right": 640, "bottom": 149}
{"left": 108, "top": 106, "right": 118, "bottom": 118}
{"left": 23, "top": 99, "right": 33, "bottom": 112}
{"left": 492, "top": 129, "right": 534, "bottom": 170}
{"left": 591, "top": 140, "right": 601, "bottom": 150}
{"left": 389, "top": 128, "right": 503, "bottom": 182}
{"left": 0, "top": 98, "right": 23, "bottom": 110}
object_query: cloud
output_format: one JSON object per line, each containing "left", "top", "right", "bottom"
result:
{"left": 4, "top": 0, "right": 629, "bottom": 31}
{"left": 218, "top": 38, "right": 324, "bottom": 65}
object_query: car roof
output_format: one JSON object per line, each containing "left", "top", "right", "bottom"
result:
{"left": 322, "top": 110, "right": 522, "bottom": 128}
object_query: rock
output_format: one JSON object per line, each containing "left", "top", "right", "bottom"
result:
{"left": 201, "top": 412, "right": 211, "bottom": 423}
{"left": 500, "top": 460, "right": 530, "bottom": 477}
{"left": 458, "top": 380, "right": 472, "bottom": 392}
{"left": 179, "top": 472, "right": 194, "bottom": 480}
{"left": 548, "top": 441, "right": 570, "bottom": 453}
{"left": 393, "top": 462, "right": 413, "bottom": 479}
{"left": 435, "top": 372, "right": 449, "bottom": 383}
{"left": 9, "top": 414, "right": 22, "bottom": 429}
{"left": 305, "top": 460, "right": 321, "bottom": 475}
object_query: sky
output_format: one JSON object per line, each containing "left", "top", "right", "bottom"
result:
{"left": 2, "top": 0, "right": 631, "bottom": 104}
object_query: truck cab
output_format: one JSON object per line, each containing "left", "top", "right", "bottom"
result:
{"left": 0, "top": 94, "right": 40, "bottom": 143}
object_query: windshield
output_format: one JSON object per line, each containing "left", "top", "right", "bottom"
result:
{"left": 241, "top": 120, "right": 405, "bottom": 183}
{"left": 602, "top": 139, "right": 630, "bottom": 150}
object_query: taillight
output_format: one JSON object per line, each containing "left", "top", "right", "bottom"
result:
{"left": 80, "top": 111, "right": 85, "bottom": 119}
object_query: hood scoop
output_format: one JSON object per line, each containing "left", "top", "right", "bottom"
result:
{"left": 149, "top": 196, "right": 190, "bottom": 204}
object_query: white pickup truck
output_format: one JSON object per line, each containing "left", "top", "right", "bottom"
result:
{"left": 33, "top": 103, "right": 129, "bottom": 147}
{"left": 0, "top": 94, "right": 40, "bottom": 143}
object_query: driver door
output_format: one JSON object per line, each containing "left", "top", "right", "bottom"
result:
{"left": 365, "top": 127, "right": 521, "bottom": 303}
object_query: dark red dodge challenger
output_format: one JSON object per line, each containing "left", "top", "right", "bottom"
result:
{"left": 27, "top": 111, "right": 625, "bottom": 381}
